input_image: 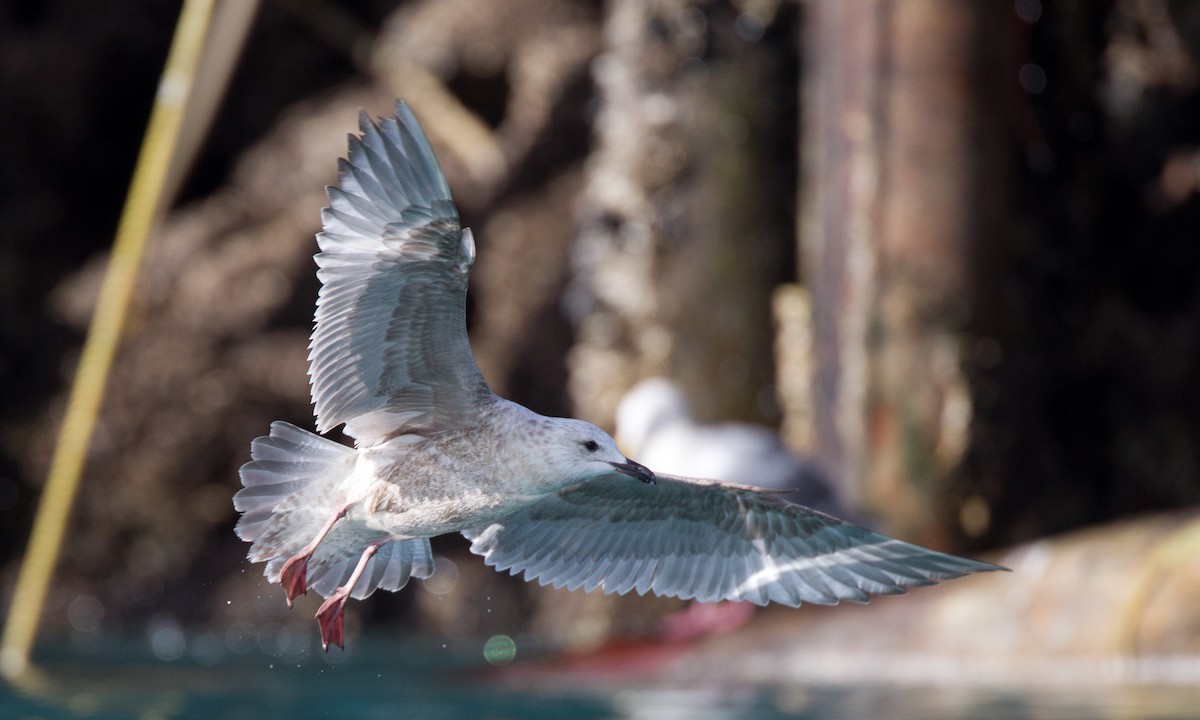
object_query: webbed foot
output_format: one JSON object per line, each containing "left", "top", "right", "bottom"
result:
{"left": 316, "top": 594, "right": 348, "bottom": 651}
{"left": 280, "top": 553, "right": 309, "bottom": 607}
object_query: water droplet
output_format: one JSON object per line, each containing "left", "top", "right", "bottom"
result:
{"left": 482, "top": 635, "right": 517, "bottom": 666}
{"left": 1019, "top": 63, "right": 1047, "bottom": 95}
{"left": 1015, "top": 0, "right": 1042, "bottom": 24}
{"left": 67, "top": 594, "right": 104, "bottom": 633}
{"left": 148, "top": 615, "right": 186, "bottom": 662}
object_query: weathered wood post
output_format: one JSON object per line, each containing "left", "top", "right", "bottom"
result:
{"left": 800, "top": 1, "right": 1011, "bottom": 540}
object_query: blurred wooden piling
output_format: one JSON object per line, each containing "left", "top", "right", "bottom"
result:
{"left": 799, "top": 1, "right": 1012, "bottom": 541}
{"left": 569, "top": 0, "right": 795, "bottom": 427}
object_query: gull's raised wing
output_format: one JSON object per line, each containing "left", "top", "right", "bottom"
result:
{"left": 310, "top": 102, "right": 491, "bottom": 443}
{"left": 464, "top": 473, "right": 1004, "bottom": 606}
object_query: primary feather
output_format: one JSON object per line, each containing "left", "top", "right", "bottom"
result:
{"left": 309, "top": 104, "right": 488, "bottom": 443}
{"left": 464, "top": 472, "right": 1002, "bottom": 607}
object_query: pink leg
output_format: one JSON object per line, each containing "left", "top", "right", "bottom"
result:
{"left": 316, "top": 537, "right": 390, "bottom": 652}
{"left": 279, "top": 503, "right": 351, "bottom": 607}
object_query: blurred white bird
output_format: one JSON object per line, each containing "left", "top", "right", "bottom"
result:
{"left": 617, "top": 378, "right": 843, "bottom": 516}
{"left": 232, "top": 102, "right": 1004, "bottom": 651}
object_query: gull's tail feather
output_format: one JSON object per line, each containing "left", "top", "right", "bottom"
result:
{"left": 234, "top": 421, "right": 433, "bottom": 600}
{"left": 234, "top": 421, "right": 357, "bottom": 562}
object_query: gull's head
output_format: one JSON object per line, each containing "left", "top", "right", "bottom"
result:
{"left": 543, "top": 418, "right": 656, "bottom": 486}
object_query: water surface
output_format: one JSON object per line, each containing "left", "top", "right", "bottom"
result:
{"left": 3, "top": 639, "right": 1198, "bottom": 719}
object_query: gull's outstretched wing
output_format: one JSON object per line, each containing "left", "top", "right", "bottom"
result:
{"left": 310, "top": 102, "right": 490, "bottom": 443}
{"left": 464, "top": 473, "right": 1004, "bottom": 606}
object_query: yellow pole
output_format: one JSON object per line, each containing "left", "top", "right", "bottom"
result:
{"left": 0, "top": 0, "right": 215, "bottom": 681}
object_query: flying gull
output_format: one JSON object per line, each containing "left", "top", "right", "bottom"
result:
{"left": 233, "top": 102, "right": 1004, "bottom": 651}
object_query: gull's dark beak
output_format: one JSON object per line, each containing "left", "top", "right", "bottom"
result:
{"left": 611, "top": 458, "right": 656, "bottom": 485}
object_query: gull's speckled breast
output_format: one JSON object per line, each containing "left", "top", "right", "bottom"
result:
{"left": 354, "top": 399, "right": 557, "bottom": 538}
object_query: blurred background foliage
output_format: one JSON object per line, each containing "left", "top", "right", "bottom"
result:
{"left": 1, "top": 0, "right": 1198, "bottom": 660}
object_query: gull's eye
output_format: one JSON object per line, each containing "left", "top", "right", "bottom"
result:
{"left": 582, "top": 440, "right": 599, "bottom": 453}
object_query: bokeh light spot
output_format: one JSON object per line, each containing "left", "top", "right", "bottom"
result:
{"left": 483, "top": 634, "right": 517, "bottom": 665}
